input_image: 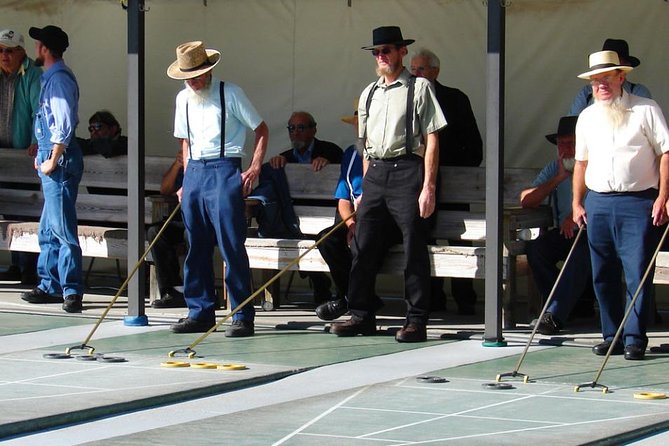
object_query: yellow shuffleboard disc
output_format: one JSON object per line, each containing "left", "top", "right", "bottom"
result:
{"left": 633, "top": 392, "right": 667, "bottom": 400}
{"left": 217, "top": 363, "right": 248, "bottom": 371}
{"left": 190, "top": 362, "right": 219, "bottom": 369}
{"left": 160, "top": 361, "right": 191, "bottom": 368}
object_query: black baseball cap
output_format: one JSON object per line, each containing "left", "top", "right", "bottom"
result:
{"left": 29, "top": 25, "right": 69, "bottom": 53}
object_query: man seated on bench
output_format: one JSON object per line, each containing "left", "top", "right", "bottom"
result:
{"left": 260, "top": 111, "right": 343, "bottom": 304}
{"left": 78, "top": 110, "right": 127, "bottom": 158}
{"left": 520, "top": 116, "right": 593, "bottom": 335}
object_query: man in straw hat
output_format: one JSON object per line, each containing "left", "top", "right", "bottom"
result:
{"left": 573, "top": 50, "right": 669, "bottom": 360}
{"left": 569, "top": 38, "right": 651, "bottom": 116}
{"left": 521, "top": 116, "right": 592, "bottom": 335}
{"left": 167, "top": 41, "right": 269, "bottom": 335}
{"left": 330, "top": 26, "right": 446, "bottom": 342}
{"left": 20, "top": 25, "right": 85, "bottom": 313}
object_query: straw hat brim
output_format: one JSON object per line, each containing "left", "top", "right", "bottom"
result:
{"left": 577, "top": 64, "right": 632, "bottom": 80}
{"left": 341, "top": 115, "right": 357, "bottom": 125}
{"left": 167, "top": 49, "right": 221, "bottom": 80}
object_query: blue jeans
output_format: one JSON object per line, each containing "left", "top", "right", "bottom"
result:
{"left": 181, "top": 158, "right": 254, "bottom": 323}
{"left": 35, "top": 147, "right": 83, "bottom": 296}
{"left": 585, "top": 190, "right": 661, "bottom": 347}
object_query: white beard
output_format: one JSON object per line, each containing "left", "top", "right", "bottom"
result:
{"left": 593, "top": 95, "right": 627, "bottom": 129}
{"left": 184, "top": 80, "right": 213, "bottom": 105}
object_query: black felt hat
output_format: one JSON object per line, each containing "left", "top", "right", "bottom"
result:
{"left": 361, "top": 26, "right": 415, "bottom": 50}
{"left": 602, "top": 38, "right": 640, "bottom": 67}
{"left": 545, "top": 116, "right": 578, "bottom": 145}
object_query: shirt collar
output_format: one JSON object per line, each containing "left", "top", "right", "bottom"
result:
{"left": 375, "top": 67, "right": 412, "bottom": 88}
{"left": 292, "top": 139, "right": 315, "bottom": 162}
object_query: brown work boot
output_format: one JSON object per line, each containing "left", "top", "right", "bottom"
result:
{"left": 395, "top": 321, "right": 427, "bottom": 343}
{"left": 330, "top": 316, "right": 376, "bottom": 337}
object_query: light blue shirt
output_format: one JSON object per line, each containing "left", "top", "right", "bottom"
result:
{"left": 531, "top": 159, "right": 573, "bottom": 226}
{"left": 334, "top": 145, "right": 363, "bottom": 202}
{"left": 173, "top": 76, "right": 263, "bottom": 159}
{"left": 292, "top": 140, "right": 314, "bottom": 164}
{"left": 568, "top": 80, "right": 651, "bottom": 116}
{"left": 39, "top": 60, "right": 79, "bottom": 147}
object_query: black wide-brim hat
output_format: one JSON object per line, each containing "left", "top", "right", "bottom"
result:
{"left": 361, "top": 26, "right": 415, "bottom": 50}
{"left": 602, "top": 38, "right": 640, "bottom": 67}
{"left": 545, "top": 116, "right": 578, "bottom": 145}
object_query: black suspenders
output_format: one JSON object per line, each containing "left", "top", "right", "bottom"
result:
{"left": 363, "top": 75, "right": 416, "bottom": 156}
{"left": 186, "top": 81, "right": 226, "bottom": 159}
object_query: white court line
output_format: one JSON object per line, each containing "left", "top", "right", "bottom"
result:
{"left": 387, "top": 412, "right": 669, "bottom": 445}
{"left": 271, "top": 386, "right": 370, "bottom": 446}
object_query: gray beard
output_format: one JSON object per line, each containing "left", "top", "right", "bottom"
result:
{"left": 594, "top": 95, "right": 627, "bottom": 129}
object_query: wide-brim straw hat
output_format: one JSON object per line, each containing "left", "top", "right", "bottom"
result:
{"left": 341, "top": 98, "right": 359, "bottom": 125}
{"left": 577, "top": 50, "right": 633, "bottom": 80}
{"left": 167, "top": 41, "right": 221, "bottom": 80}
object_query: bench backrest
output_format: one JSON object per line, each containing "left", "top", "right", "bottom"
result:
{"left": 0, "top": 148, "right": 174, "bottom": 225}
{"left": 282, "top": 163, "right": 544, "bottom": 240}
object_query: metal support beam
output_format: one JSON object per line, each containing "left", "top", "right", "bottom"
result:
{"left": 124, "top": 0, "right": 147, "bottom": 326}
{"left": 483, "top": 0, "right": 506, "bottom": 345}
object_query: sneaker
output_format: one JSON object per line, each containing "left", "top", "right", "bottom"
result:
{"left": 395, "top": 321, "right": 427, "bottom": 343}
{"left": 170, "top": 317, "right": 215, "bottom": 334}
{"left": 225, "top": 320, "right": 254, "bottom": 338}
{"left": 62, "top": 294, "right": 83, "bottom": 313}
{"left": 315, "top": 298, "right": 348, "bottom": 321}
{"left": 21, "top": 287, "right": 63, "bottom": 304}
{"left": 535, "top": 312, "right": 562, "bottom": 335}
{"left": 331, "top": 316, "right": 377, "bottom": 337}
{"left": 152, "top": 290, "right": 186, "bottom": 308}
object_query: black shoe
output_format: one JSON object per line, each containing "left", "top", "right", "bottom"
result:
{"left": 535, "top": 312, "right": 562, "bottom": 335}
{"left": 21, "top": 287, "right": 63, "bottom": 304}
{"left": 624, "top": 344, "right": 645, "bottom": 360}
{"left": 170, "top": 318, "right": 215, "bottom": 334}
{"left": 316, "top": 298, "right": 348, "bottom": 321}
{"left": 0, "top": 266, "right": 21, "bottom": 281}
{"left": 395, "top": 321, "right": 427, "bottom": 343}
{"left": 152, "top": 290, "right": 186, "bottom": 308}
{"left": 63, "top": 295, "right": 83, "bottom": 313}
{"left": 225, "top": 320, "right": 254, "bottom": 337}
{"left": 331, "top": 316, "right": 376, "bottom": 337}
{"left": 592, "top": 340, "right": 624, "bottom": 356}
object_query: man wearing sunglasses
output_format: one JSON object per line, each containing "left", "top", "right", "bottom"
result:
{"left": 268, "top": 111, "right": 342, "bottom": 171}
{"left": 0, "top": 29, "right": 41, "bottom": 284}
{"left": 80, "top": 110, "right": 127, "bottom": 158}
{"left": 331, "top": 26, "right": 446, "bottom": 342}
{"left": 262, "top": 111, "right": 342, "bottom": 303}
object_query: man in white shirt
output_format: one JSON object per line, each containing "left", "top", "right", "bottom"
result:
{"left": 573, "top": 50, "right": 669, "bottom": 360}
{"left": 167, "top": 41, "right": 268, "bottom": 335}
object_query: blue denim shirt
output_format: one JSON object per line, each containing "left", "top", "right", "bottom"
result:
{"left": 37, "top": 60, "right": 79, "bottom": 149}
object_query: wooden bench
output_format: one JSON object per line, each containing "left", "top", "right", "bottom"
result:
{"left": 0, "top": 148, "right": 174, "bottom": 286}
{"left": 244, "top": 163, "right": 553, "bottom": 326}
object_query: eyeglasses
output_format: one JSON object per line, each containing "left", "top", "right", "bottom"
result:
{"left": 371, "top": 47, "right": 395, "bottom": 57}
{"left": 287, "top": 124, "right": 314, "bottom": 133}
{"left": 0, "top": 48, "right": 15, "bottom": 54}
{"left": 590, "top": 74, "right": 619, "bottom": 86}
{"left": 88, "top": 123, "right": 105, "bottom": 132}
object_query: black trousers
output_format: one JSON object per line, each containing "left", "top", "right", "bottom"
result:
{"left": 348, "top": 156, "right": 431, "bottom": 323}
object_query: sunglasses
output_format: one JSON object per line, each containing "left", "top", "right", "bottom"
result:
{"left": 88, "top": 123, "right": 105, "bottom": 132}
{"left": 287, "top": 124, "right": 314, "bottom": 133}
{"left": 0, "top": 48, "right": 16, "bottom": 54}
{"left": 371, "top": 47, "right": 394, "bottom": 57}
